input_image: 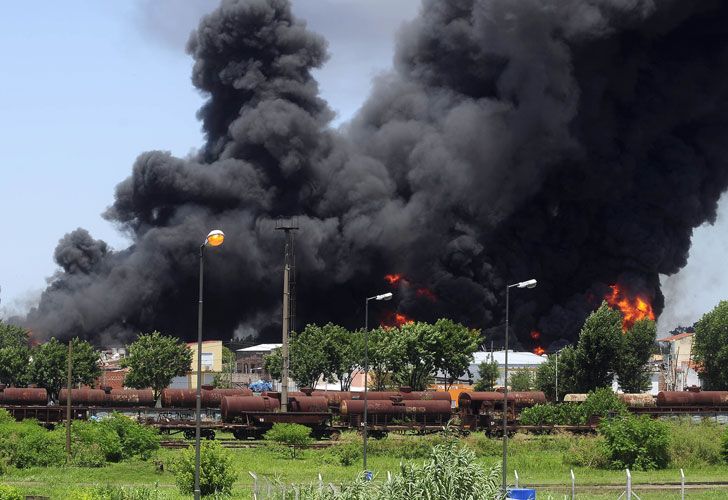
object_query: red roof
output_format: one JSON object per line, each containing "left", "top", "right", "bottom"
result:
{"left": 656, "top": 332, "right": 693, "bottom": 343}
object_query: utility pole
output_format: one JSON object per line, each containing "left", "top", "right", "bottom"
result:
{"left": 66, "top": 340, "right": 73, "bottom": 463}
{"left": 276, "top": 219, "right": 298, "bottom": 412}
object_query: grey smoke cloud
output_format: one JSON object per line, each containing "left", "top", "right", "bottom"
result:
{"left": 23, "top": 0, "right": 728, "bottom": 352}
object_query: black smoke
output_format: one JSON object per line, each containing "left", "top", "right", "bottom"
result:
{"left": 24, "top": 0, "right": 728, "bottom": 351}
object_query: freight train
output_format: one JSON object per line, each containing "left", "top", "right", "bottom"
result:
{"left": 1, "top": 386, "right": 726, "bottom": 439}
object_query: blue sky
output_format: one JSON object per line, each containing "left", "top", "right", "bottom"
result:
{"left": 0, "top": 0, "right": 725, "bottom": 330}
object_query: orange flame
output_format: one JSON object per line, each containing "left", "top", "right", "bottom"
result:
{"left": 533, "top": 346, "right": 545, "bottom": 355}
{"left": 416, "top": 288, "right": 437, "bottom": 301}
{"left": 604, "top": 284, "right": 655, "bottom": 331}
{"left": 381, "top": 311, "right": 415, "bottom": 328}
{"left": 384, "top": 274, "right": 402, "bottom": 285}
{"left": 530, "top": 330, "right": 541, "bottom": 341}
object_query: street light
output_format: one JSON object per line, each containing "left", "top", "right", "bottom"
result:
{"left": 503, "top": 278, "right": 537, "bottom": 496}
{"left": 363, "top": 291, "right": 393, "bottom": 473}
{"left": 195, "top": 229, "right": 225, "bottom": 500}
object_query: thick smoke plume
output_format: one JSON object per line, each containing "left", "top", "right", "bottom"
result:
{"left": 24, "top": 0, "right": 728, "bottom": 350}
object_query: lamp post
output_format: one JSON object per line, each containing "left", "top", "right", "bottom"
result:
{"left": 363, "top": 291, "right": 393, "bottom": 472}
{"left": 503, "top": 278, "right": 537, "bottom": 496}
{"left": 195, "top": 229, "right": 224, "bottom": 500}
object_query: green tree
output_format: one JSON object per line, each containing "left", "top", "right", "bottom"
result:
{"left": 616, "top": 319, "right": 656, "bottom": 393}
{"left": 324, "top": 324, "right": 363, "bottom": 391}
{"left": 693, "top": 301, "right": 728, "bottom": 390}
{"left": 432, "top": 319, "right": 480, "bottom": 390}
{"left": 262, "top": 325, "right": 329, "bottom": 389}
{"left": 386, "top": 322, "right": 440, "bottom": 391}
{"left": 0, "top": 321, "right": 30, "bottom": 349}
{"left": 509, "top": 369, "right": 534, "bottom": 391}
{"left": 213, "top": 346, "right": 236, "bottom": 389}
{"left": 27, "top": 338, "right": 101, "bottom": 401}
{"left": 0, "top": 345, "right": 30, "bottom": 387}
{"left": 69, "top": 338, "right": 101, "bottom": 387}
{"left": 474, "top": 357, "right": 499, "bottom": 391}
{"left": 367, "top": 327, "right": 400, "bottom": 390}
{"left": 27, "top": 338, "right": 67, "bottom": 401}
{"left": 122, "top": 331, "right": 192, "bottom": 402}
{"left": 534, "top": 347, "right": 579, "bottom": 401}
{"left": 264, "top": 423, "right": 313, "bottom": 459}
{"left": 574, "top": 302, "right": 622, "bottom": 392}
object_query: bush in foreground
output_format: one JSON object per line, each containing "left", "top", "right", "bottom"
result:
{"left": 172, "top": 441, "right": 236, "bottom": 497}
{"left": 301, "top": 443, "right": 501, "bottom": 499}
{"left": 265, "top": 423, "right": 313, "bottom": 458}
{"left": 599, "top": 415, "right": 669, "bottom": 470}
{"left": 667, "top": 419, "right": 723, "bottom": 467}
{"left": 0, "top": 484, "right": 23, "bottom": 500}
{"left": 0, "top": 419, "right": 65, "bottom": 468}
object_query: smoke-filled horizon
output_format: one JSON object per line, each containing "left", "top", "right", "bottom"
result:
{"left": 20, "top": 0, "right": 728, "bottom": 351}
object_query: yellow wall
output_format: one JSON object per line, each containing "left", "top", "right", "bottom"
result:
{"left": 188, "top": 340, "right": 223, "bottom": 388}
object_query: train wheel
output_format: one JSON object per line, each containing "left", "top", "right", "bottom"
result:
{"left": 183, "top": 430, "right": 195, "bottom": 440}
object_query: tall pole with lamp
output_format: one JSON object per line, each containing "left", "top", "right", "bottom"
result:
{"left": 195, "top": 229, "right": 225, "bottom": 500}
{"left": 502, "top": 278, "right": 537, "bottom": 496}
{"left": 363, "top": 292, "right": 393, "bottom": 473}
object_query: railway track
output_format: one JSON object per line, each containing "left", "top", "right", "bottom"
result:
{"left": 159, "top": 439, "right": 338, "bottom": 449}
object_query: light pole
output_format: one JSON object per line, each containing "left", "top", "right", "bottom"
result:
{"left": 195, "top": 229, "right": 225, "bottom": 500}
{"left": 503, "top": 278, "right": 537, "bottom": 496}
{"left": 363, "top": 291, "right": 393, "bottom": 473}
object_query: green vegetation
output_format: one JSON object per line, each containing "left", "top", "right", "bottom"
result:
{"left": 509, "top": 369, "right": 533, "bottom": 391}
{"left": 574, "top": 302, "right": 623, "bottom": 392}
{"left": 213, "top": 347, "right": 237, "bottom": 389}
{"left": 693, "top": 300, "right": 728, "bottom": 389}
{"left": 264, "top": 423, "right": 314, "bottom": 458}
{"left": 519, "top": 387, "right": 627, "bottom": 425}
{"left": 171, "top": 441, "right": 236, "bottom": 497}
{"left": 265, "top": 320, "right": 480, "bottom": 391}
{"left": 534, "top": 346, "right": 579, "bottom": 400}
{"left": 474, "top": 357, "right": 499, "bottom": 391}
{"left": 122, "top": 331, "right": 193, "bottom": 402}
{"left": 599, "top": 415, "right": 670, "bottom": 470}
{"left": 615, "top": 318, "right": 656, "bottom": 393}
{"left": 26, "top": 337, "right": 101, "bottom": 402}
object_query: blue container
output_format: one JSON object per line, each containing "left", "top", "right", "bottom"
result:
{"left": 508, "top": 488, "right": 536, "bottom": 500}
{"left": 364, "top": 471, "right": 373, "bottom": 481}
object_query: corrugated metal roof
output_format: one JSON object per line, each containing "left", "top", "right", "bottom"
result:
{"left": 237, "top": 343, "right": 282, "bottom": 352}
{"left": 472, "top": 350, "right": 548, "bottom": 366}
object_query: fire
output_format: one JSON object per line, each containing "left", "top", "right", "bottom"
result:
{"left": 384, "top": 274, "right": 402, "bottom": 285}
{"left": 416, "top": 288, "right": 437, "bottom": 301}
{"left": 381, "top": 311, "right": 415, "bottom": 328}
{"left": 604, "top": 284, "right": 656, "bottom": 331}
{"left": 533, "top": 346, "right": 545, "bottom": 355}
{"left": 530, "top": 330, "right": 541, "bottom": 341}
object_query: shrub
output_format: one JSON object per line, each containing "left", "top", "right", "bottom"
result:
{"left": 331, "top": 442, "right": 361, "bottom": 466}
{"left": 563, "top": 436, "right": 609, "bottom": 468}
{"left": 0, "top": 420, "right": 65, "bottom": 468}
{"left": 72, "top": 442, "right": 107, "bottom": 468}
{"left": 0, "top": 484, "right": 22, "bottom": 500}
{"left": 581, "top": 388, "right": 627, "bottom": 424}
{"left": 519, "top": 403, "right": 559, "bottom": 425}
{"left": 667, "top": 419, "right": 723, "bottom": 467}
{"left": 172, "top": 441, "right": 236, "bottom": 497}
{"left": 599, "top": 415, "right": 670, "bottom": 470}
{"left": 0, "top": 410, "right": 13, "bottom": 426}
{"left": 721, "top": 426, "right": 728, "bottom": 464}
{"left": 91, "top": 484, "right": 171, "bottom": 500}
{"left": 100, "top": 413, "right": 159, "bottom": 460}
{"left": 264, "top": 423, "right": 313, "bottom": 458}
{"left": 52, "top": 420, "right": 123, "bottom": 464}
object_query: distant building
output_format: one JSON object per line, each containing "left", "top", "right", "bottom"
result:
{"left": 657, "top": 331, "right": 699, "bottom": 390}
{"left": 236, "top": 343, "right": 281, "bottom": 385}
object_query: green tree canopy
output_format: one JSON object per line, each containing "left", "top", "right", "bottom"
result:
{"left": 573, "top": 302, "right": 622, "bottom": 392}
{"left": 474, "top": 357, "right": 499, "bottom": 391}
{"left": 616, "top": 318, "right": 656, "bottom": 393}
{"left": 27, "top": 337, "right": 100, "bottom": 401}
{"left": 263, "top": 325, "right": 330, "bottom": 389}
{"left": 322, "top": 324, "right": 363, "bottom": 391}
{"left": 366, "top": 327, "right": 400, "bottom": 390}
{"left": 384, "top": 322, "right": 440, "bottom": 391}
{"left": 509, "top": 369, "right": 534, "bottom": 391}
{"left": 122, "top": 331, "right": 192, "bottom": 402}
{"left": 0, "top": 321, "right": 30, "bottom": 349}
{"left": 534, "top": 346, "right": 579, "bottom": 401}
{"left": 693, "top": 301, "right": 728, "bottom": 390}
{"left": 432, "top": 319, "right": 480, "bottom": 390}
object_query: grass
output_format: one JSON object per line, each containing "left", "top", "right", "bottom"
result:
{"left": 2, "top": 430, "right": 728, "bottom": 498}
